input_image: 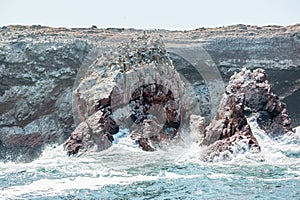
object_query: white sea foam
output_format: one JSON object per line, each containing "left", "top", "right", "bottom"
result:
{"left": 1, "top": 120, "right": 300, "bottom": 199}
{"left": 247, "top": 116, "right": 300, "bottom": 164}
{"left": 112, "top": 128, "right": 130, "bottom": 144}
{"left": 1, "top": 169, "right": 201, "bottom": 199}
{"left": 173, "top": 117, "right": 300, "bottom": 165}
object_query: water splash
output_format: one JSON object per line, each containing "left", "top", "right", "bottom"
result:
{"left": 1, "top": 123, "right": 300, "bottom": 199}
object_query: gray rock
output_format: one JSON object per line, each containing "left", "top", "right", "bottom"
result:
{"left": 0, "top": 24, "right": 299, "bottom": 162}
{"left": 0, "top": 26, "right": 91, "bottom": 162}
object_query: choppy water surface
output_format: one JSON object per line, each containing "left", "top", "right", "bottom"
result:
{"left": 1, "top": 129, "right": 300, "bottom": 200}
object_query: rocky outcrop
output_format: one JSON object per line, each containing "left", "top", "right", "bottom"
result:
{"left": 200, "top": 68, "right": 292, "bottom": 161}
{"left": 0, "top": 24, "right": 299, "bottom": 162}
{"left": 64, "top": 36, "right": 196, "bottom": 155}
{"left": 65, "top": 36, "right": 293, "bottom": 160}
{"left": 229, "top": 68, "right": 291, "bottom": 136}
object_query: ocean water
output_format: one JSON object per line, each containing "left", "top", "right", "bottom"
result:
{"left": 1, "top": 124, "right": 300, "bottom": 200}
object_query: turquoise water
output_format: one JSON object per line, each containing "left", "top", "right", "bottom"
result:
{"left": 1, "top": 127, "right": 300, "bottom": 200}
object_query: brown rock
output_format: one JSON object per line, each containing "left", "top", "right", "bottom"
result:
{"left": 5, "top": 133, "right": 44, "bottom": 148}
{"left": 64, "top": 111, "right": 113, "bottom": 155}
{"left": 200, "top": 68, "right": 293, "bottom": 161}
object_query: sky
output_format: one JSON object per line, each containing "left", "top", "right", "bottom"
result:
{"left": 1, "top": 0, "right": 299, "bottom": 30}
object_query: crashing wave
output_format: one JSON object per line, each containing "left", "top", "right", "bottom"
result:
{"left": 63, "top": 35, "right": 297, "bottom": 162}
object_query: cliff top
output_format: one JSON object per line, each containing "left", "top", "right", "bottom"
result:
{"left": 1, "top": 24, "right": 300, "bottom": 43}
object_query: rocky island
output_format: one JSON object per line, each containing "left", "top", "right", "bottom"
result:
{"left": 0, "top": 24, "right": 299, "bottom": 162}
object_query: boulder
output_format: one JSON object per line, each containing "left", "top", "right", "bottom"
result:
{"left": 64, "top": 111, "right": 112, "bottom": 155}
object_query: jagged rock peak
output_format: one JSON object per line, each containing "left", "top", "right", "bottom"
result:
{"left": 227, "top": 68, "right": 291, "bottom": 136}
{"left": 200, "top": 68, "right": 292, "bottom": 162}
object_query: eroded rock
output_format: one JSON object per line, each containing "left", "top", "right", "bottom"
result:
{"left": 1, "top": 24, "right": 299, "bottom": 162}
{"left": 200, "top": 68, "right": 292, "bottom": 161}
{"left": 228, "top": 68, "right": 291, "bottom": 137}
{"left": 65, "top": 35, "right": 194, "bottom": 155}
{"left": 0, "top": 29, "right": 90, "bottom": 161}
{"left": 64, "top": 111, "right": 112, "bottom": 155}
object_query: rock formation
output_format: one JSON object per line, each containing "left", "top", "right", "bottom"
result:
{"left": 64, "top": 35, "right": 195, "bottom": 155}
{"left": 0, "top": 24, "right": 299, "bottom": 162}
{"left": 200, "top": 68, "right": 292, "bottom": 161}
{"left": 64, "top": 35, "right": 293, "bottom": 161}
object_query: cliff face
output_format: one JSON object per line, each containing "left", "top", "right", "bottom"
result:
{"left": 0, "top": 26, "right": 91, "bottom": 161}
{"left": 0, "top": 24, "right": 299, "bottom": 162}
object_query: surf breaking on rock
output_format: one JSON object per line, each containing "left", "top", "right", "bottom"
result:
{"left": 64, "top": 35, "right": 296, "bottom": 161}
{"left": 0, "top": 25, "right": 299, "bottom": 163}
